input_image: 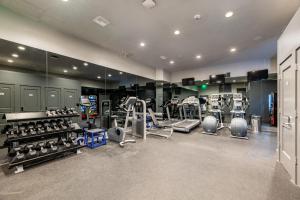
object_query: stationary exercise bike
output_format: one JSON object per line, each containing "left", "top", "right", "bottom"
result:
{"left": 229, "top": 93, "right": 249, "bottom": 139}
{"left": 202, "top": 94, "right": 225, "bottom": 135}
{"left": 108, "top": 97, "right": 137, "bottom": 147}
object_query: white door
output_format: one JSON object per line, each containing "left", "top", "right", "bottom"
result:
{"left": 279, "top": 54, "right": 296, "bottom": 181}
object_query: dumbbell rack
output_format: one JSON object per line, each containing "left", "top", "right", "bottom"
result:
{"left": 2, "top": 111, "right": 84, "bottom": 174}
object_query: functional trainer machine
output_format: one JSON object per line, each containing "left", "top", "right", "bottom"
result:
{"left": 229, "top": 93, "right": 249, "bottom": 139}
{"left": 172, "top": 96, "right": 202, "bottom": 133}
{"left": 202, "top": 94, "right": 225, "bottom": 135}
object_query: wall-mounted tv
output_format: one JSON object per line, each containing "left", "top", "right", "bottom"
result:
{"left": 247, "top": 69, "right": 268, "bottom": 82}
{"left": 182, "top": 78, "right": 195, "bottom": 86}
{"left": 209, "top": 74, "right": 225, "bottom": 84}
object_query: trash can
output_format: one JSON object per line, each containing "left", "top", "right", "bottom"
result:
{"left": 251, "top": 115, "right": 262, "bottom": 133}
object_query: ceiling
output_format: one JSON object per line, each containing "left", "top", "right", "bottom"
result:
{"left": 0, "top": 0, "right": 299, "bottom": 71}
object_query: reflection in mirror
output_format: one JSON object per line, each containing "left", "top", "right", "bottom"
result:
{"left": 0, "top": 39, "right": 47, "bottom": 113}
{"left": 46, "top": 52, "right": 107, "bottom": 126}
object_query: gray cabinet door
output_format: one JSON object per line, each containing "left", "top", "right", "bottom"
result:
{"left": 20, "top": 86, "right": 41, "bottom": 112}
{"left": 45, "top": 87, "right": 61, "bottom": 110}
{"left": 63, "top": 89, "right": 78, "bottom": 110}
{"left": 0, "top": 83, "right": 14, "bottom": 113}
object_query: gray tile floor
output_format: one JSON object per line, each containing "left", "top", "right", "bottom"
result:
{"left": 0, "top": 127, "right": 299, "bottom": 200}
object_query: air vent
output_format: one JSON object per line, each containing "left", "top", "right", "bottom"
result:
{"left": 93, "top": 16, "right": 110, "bottom": 27}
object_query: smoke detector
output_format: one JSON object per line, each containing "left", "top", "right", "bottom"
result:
{"left": 142, "top": 0, "right": 156, "bottom": 9}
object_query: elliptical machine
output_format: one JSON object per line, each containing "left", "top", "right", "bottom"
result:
{"left": 202, "top": 94, "right": 225, "bottom": 135}
{"left": 229, "top": 93, "right": 249, "bottom": 139}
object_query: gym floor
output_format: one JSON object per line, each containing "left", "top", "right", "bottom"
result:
{"left": 0, "top": 127, "right": 300, "bottom": 200}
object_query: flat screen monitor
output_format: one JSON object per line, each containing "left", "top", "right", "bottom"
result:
{"left": 182, "top": 78, "right": 195, "bottom": 86}
{"left": 209, "top": 74, "right": 225, "bottom": 84}
{"left": 247, "top": 69, "right": 268, "bottom": 82}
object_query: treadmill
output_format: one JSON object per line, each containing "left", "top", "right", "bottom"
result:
{"left": 172, "top": 96, "right": 202, "bottom": 133}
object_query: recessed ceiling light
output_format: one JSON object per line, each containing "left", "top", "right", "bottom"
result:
{"left": 211, "top": 75, "right": 216, "bottom": 78}
{"left": 225, "top": 11, "right": 234, "bottom": 18}
{"left": 83, "top": 62, "right": 88, "bottom": 66}
{"left": 140, "top": 42, "right": 146, "bottom": 47}
{"left": 233, "top": 80, "right": 236, "bottom": 83}
{"left": 108, "top": 74, "right": 112, "bottom": 77}
{"left": 12, "top": 53, "right": 19, "bottom": 58}
{"left": 18, "top": 46, "right": 26, "bottom": 51}
{"left": 174, "top": 30, "right": 181, "bottom": 35}
{"left": 196, "top": 54, "right": 202, "bottom": 59}
{"left": 97, "top": 76, "right": 101, "bottom": 79}
{"left": 230, "top": 47, "right": 237, "bottom": 53}
{"left": 63, "top": 69, "right": 68, "bottom": 73}
{"left": 72, "top": 66, "right": 78, "bottom": 70}
{"left": 119, "top": 72, "right": 123, "bottom": 75}
{"left": 7, "top": 59, "right": 14, "bottom": 63}
{"left": 62, "top": 0, "right": 69, "bottom": 2}
{"left": 169, "top": 60, "right": 175, "bottom": 64}
{"left": 160, "top": 56, "right": 167, "bottom": 60}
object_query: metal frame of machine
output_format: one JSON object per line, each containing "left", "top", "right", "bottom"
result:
{"left": 202, "top": 94, "right": 225, "bottom": 135}
{"left": 229, "top": 93, "right": 249, "bottom": 140}
{"left": 172, "top": 96, "right": 202, "bottom": 133}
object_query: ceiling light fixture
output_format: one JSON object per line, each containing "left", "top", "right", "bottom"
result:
{"left": 97, "top": 76, "right": 101, "bottom": 79}
{"left": 230, "top": 47, "right": 237, "bottom": 53}
{"left": 160, "top": 56, "right": 167, "bottom": 60}
{"left": 169, "top": 60, "right": 175, "bottom": 65}
{"left": 233, "top": 80, "right": 236, "bottom": 83}
{"left": 194, "top": 14, "right": 201, "bottom": 20}
{"left": 83, "top": 62, "right": 88, "bottom": 66}
{"left": 140, "top": 42, "right": 146, "bottom": 47}
{"left": 174, "top": 30, "right": 181, "bottom": 35}
{"left": 7, "top": 59, "right": 14, "bottom": 63}
{"left": 62, "top": 0, "right": 69, "bottom": 2}
{"left": 196, "top": 54, "right": 202, "bottom": 59}
{"left": 12, "top": 53, "right": 19, "bottom": 58}
{"left": 119, "top": 72, "right": 123, "bottom": 75}
{"left": 225, "top": 11, "right": 234, "bottom": 18}
{"left": 72, "top": 66, "right": 78, "bottom": 70}
{"left": 63, "top": 69, "right": 68, "bottom": 73}
{"left": 142, "top": 0, "right": 156, "bottom": 9}
{"left": 108, "top": 74, "right": 112, "bottom": 77}
{"left": 18, "top": 46, "right": 26, "bottom": 51}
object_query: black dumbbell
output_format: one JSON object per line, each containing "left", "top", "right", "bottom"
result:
{"left": 58, "top": 138, "right": 71, "bottom": 148}
{"left": 25, "top": 144, "right": 38, "bottom": 158}
{"left": 45, "top": 140, "right": 58, "bottom": 152}
{"left": 11, "top": 146, "right": 25, "bottom": 163}
{"left": 18, "top": 124, "right": 27, "bottom": 136}
{"left": 36, "top": 142, "right": 48, "bottom": 155}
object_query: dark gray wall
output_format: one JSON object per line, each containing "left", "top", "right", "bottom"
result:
{"left": 248, "top": 80, "right": 277, "bottom": 122}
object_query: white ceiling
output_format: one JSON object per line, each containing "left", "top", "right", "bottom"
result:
{"left": 0, "top": 0, "right": 299, "bottom": 71}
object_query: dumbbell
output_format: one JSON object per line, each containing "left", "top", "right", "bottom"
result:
{"left": 43, "top": 121, "right": 52, "bottom": 132}
{"left": 18, "top": 124, "right": 27, "bottom": 136}
{"left": 67, "top": 136, "right": 78, "bottom": 147}
{"left": 58, "top": 138, "right": 71, "bottom": 148}
{"left": 36, "top": 142, "right": 48, "bottom": 155}
{"left": 57, "top": 119, "right": 67, "bottom": 130}
{"left": 11, "top": 146, "right": 25, "bottom": 163}
{"left": 27, "top": 122, "right": 37, "bottom": 135}
{"left": 50, "top": 120, "right": 60, "bottom": 131}
{"left": 24, "top": 144, "right": 38, "bottom": 158}
{"left": 36, "top": 121, "right": 45, "bottom": 134}
{"left": 46, "top": 140, "right": 58, "bottom": 152}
